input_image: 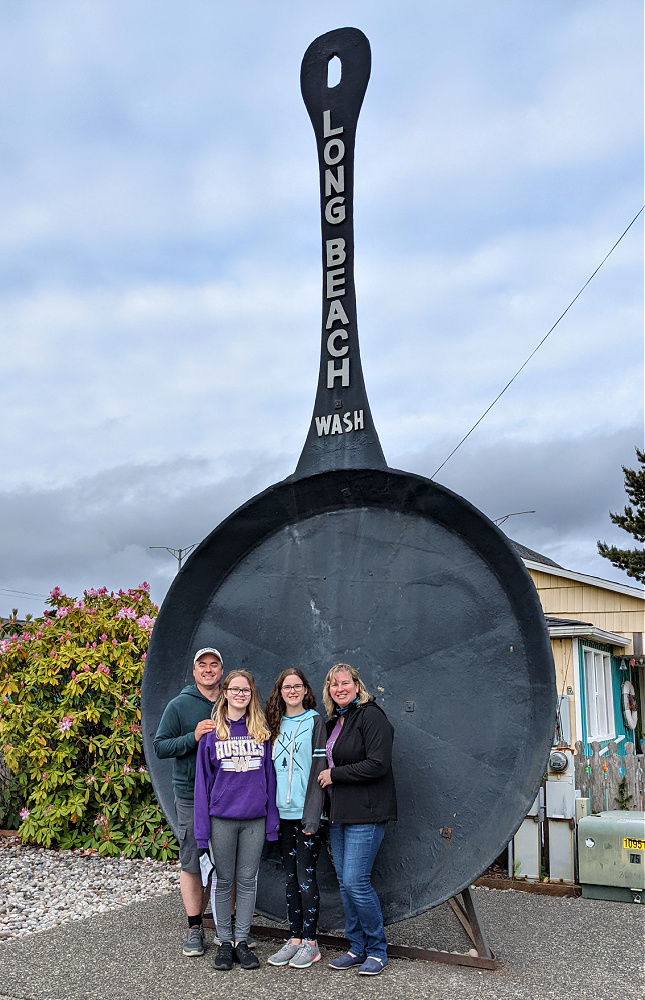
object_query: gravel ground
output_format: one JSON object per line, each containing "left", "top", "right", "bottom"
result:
{"left": 0, "top": 837, "right": 180, "bottom": 941}
{"left": 0, "top": 838, "right": 643, "bottom": 1000}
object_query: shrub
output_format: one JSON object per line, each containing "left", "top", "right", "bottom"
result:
{"left": 0, "top": 584, "right": 177, "bottom": 859}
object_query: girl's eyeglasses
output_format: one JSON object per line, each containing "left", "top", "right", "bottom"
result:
{"left": 227, "top": 687, "right": 252, "bottom": 696}
{"left": 282, "top": 684, "right": 304, "bottom": 693}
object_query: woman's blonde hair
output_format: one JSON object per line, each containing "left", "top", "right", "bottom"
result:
{"left": 322, "top": 662, "right": 371, "bottom": 718}
{"left": 211, "top": 670, "right": 270, "bottom": 742}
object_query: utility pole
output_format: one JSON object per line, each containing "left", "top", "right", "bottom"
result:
{"left": 493, "top": 511, "right": 536, "bottom": 526}
{"left": 149, "top": 544, "right": 198, "bottom": 573}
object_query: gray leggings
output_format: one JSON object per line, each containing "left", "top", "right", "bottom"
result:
{"left": 210, "top": 816, "right": 265, "bottom": 943}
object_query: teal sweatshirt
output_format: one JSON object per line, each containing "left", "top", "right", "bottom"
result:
{"left": 153, "top": 683, "right": 216, "bottom": 801}
{"left": 272, "top": 709, "right": 327, "bottom": 832}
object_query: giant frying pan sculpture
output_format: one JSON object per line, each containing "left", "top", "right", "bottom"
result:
{"left": 142, "top": 27, "right": 555, "bottom": 930}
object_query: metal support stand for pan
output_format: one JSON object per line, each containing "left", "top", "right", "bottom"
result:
{"left": 203, "top": 885, "right": 498, "bottom": 971}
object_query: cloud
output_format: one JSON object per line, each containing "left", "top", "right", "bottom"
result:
{"left": 397, "top": 424, "right": 643, "bottom": 583}
{"left": 0, "top": 1, "right": 642, "bottom": 615}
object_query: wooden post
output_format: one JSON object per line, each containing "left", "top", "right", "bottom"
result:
{"left": 574, "top": 741, "right": 589, "bottom": 798}
{"left": 636, "top": 753, "right": 645, "bottom": 811}
{"left": 623, "top": 743, "right": 639, "bottom": 810}
{"left": 605, "top": 741, "right": 621, "bottom": 810}
{"left": 589, "top": 742, "right": 605, "bottom": 814}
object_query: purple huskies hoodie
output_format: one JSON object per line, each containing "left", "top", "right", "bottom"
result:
{"left": 193, "top": 715, "right": 279, "bottom": 849}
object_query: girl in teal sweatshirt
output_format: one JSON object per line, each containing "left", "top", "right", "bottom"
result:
{"left": 265, "top": 669, "right": 327, "bottom": 970}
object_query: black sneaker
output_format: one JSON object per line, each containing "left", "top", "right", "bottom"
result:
{"left": 213, "top": 942, "right": 234, "bottom": 971}
{"left": 234, "top": 941, "right": 260, "bottom": 970}
{"left": 182, "top": 925, "right": 205, "bottom": 957}
{"left": 231, "top": 916, "right": 256, "bottom": 949}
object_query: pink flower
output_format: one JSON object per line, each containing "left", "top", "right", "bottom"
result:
{"left": 59, "top": 716, "right": 73, "bottom": 732}
{"left": 100, "top": 634, "right": 107, "bottom": 642}
{"left": 92, "top": 642, "right": 97, "bottom": 649}
{"left": 112, "top": 638, "right": 118, "bottom": 645}
{"left": 83, "top": 664, "right": 90, "bottom": 671}
{"left": 49, "top": 586, "right": 62, "bottom": 599}
{"left": 71, "top": 671, "right": 76, "bottom": 679}
{"left": 141, "top": 653, "right": 147, "bottom": 661}
{"left": 116, "top": 607, "right": 137, "bottom": 620}
{"left": 19, "top": 807, "right": 30, "bottom": 820}
{"left": 33, "top": 653, "right": 38, "bottom": 659}
{"left": 139, "top": 582, "right": 150, "bottom": 592}
{"left": 4, "top": 673, "right": 7, "bottom": 679}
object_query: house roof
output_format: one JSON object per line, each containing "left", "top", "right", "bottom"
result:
{"left": 511, "top": 541, "right": 562, "bottom": 569}
{"left": 545, "top": 615, "right": 631, "bottom": 647}
{"left": 510, "top": 539, "right": 645, "bottom": 601}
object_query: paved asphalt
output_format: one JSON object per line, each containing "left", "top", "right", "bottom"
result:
{"left": 0, "top": 887, "right": 643, "bottom": 1000}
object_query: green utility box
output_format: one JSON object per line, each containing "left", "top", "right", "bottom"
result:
{"left": 578, "top": 811, "right": 645, "bottom": 903}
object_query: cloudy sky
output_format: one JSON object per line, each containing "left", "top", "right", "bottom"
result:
{"left": 1, "top": 0, "right": 642, "bottom": 618}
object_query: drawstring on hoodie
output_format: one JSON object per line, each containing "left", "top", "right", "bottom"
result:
{"left": 273, "top": 717, "right": 305, "bottom": 805}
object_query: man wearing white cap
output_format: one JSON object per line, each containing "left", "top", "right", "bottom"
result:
{"left": 154, "top": 647, "right": 223, "bottom": 957}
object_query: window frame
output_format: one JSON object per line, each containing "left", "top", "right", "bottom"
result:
{"left": 582, "top": 645, "right": 615, "bottom": 743}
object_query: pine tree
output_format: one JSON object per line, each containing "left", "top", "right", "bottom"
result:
{"left": 597, "top": 447, "right": 645, "bottom": 583}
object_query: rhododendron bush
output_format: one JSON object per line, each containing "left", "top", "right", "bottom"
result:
{"left": 0, "top": 584, "right": 177, "bottom": 859}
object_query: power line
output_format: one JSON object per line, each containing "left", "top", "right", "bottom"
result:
{"left": 0, "top": 588, "right": 48, "bottom": 600}
{"left": 432, "top": 206, "right": 645, "bottom": 480}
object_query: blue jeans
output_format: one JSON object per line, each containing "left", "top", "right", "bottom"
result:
{"left": 329, "top": 823, "right": 387, "bottom": 961}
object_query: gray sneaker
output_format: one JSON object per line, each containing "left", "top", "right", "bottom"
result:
{"left": 182, "top": 925, "right": 205, "bottom": 957}
{"left": 267, "top": 940, "right": 301, "bottom": 966}
{"left": 289, "top": 940, "right": 321, "bottom": 968}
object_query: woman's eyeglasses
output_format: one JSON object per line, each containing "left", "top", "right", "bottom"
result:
{"left": 227, "top": 687, "right": 252, "bottom": 696}
{"left": 282, "top": 684, "right": 304, "bottom": 693}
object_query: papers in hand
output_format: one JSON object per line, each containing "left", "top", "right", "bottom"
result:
{"left": 199, "top": 848, "right": 215, "bottom": 887}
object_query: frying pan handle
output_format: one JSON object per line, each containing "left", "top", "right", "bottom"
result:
{"left": 293, "top": 27, "right": 387, "bottom": 479}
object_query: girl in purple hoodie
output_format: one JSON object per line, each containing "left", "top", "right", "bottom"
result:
{"left": 194, "top": 670, "right": 279, "bottom": 972}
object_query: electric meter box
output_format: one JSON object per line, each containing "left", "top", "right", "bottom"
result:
{"left": 578, "top": 811, "right": 645, "bottom": 903}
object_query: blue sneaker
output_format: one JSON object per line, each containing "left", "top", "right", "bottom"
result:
{"left": 328, "top": 951, "right": 366, "bottom": 970}
{"left": 358, "top": 956, "right": 388, "bottom": 975}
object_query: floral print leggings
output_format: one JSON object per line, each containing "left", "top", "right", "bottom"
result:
{"left": 278, "top": 820, "right": 322, "bottom": 939}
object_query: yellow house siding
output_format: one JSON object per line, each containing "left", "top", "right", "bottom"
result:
{"left": 550, "top": 638, "right": 579, "bottom": 743}
{"left": 526, "top": 567, "right": 645, "bottom": 656}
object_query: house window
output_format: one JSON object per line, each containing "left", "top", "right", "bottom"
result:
{"left": 582, "top": 647, "right": 614, "bottom": 742}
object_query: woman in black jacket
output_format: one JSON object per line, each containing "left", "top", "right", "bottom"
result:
{"left": 317, "top": 663, "right": 397, "bottom": 977}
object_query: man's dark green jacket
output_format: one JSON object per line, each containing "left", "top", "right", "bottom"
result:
{"left": 153, "top": 683, "right": 215, "bottom": 802}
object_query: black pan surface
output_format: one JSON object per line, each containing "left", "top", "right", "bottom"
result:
{"left": 142, "top": 28, "right": 555, "bottom": 930}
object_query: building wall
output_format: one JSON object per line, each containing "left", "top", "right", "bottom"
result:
{"left": 528, "top": 568, "right": 644, "bottom": 654}
{"left": 550, "top": 638, "right": 578, "bottom": 743}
